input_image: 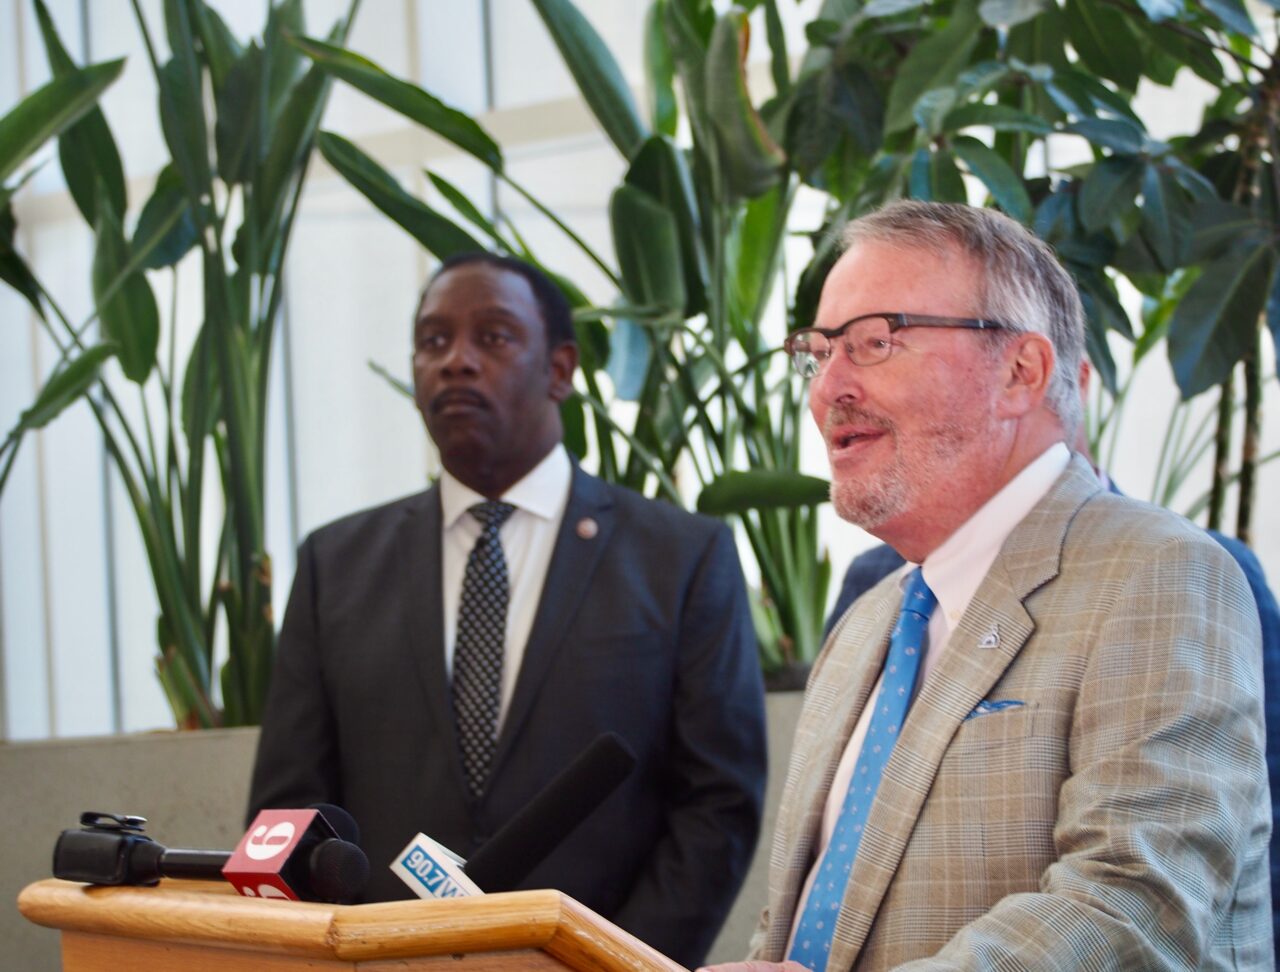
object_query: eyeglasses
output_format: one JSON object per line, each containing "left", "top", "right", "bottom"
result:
{"left": 783, "top": 312, "right": 1008, "bottom": 377}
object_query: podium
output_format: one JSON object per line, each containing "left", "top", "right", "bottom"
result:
{"left": 18, "top": 878, "right": 688, "bottom": 972}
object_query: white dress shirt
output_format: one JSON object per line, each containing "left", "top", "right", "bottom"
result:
{"left": 439, "top": 444, "right": 572, "bottom": 729}
{"left": 789, "top": 441, "right": 1071, "bottom": 948}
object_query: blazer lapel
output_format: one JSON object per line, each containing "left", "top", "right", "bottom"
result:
{"left": 827, "top": 455, "right": 1102, "bottom": 968}
{"left": 400, "top": 486, "right": 469, "bottom": 797}
{"left": 763, "top": 586, "right": 900, "bottom": 959}
{"left": 487, "top": 467, "right": 616, "bottom": 779}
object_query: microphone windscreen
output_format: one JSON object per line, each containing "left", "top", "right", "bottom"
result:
{"left": 309, "top": 838, "right": 370, "bottom": 904}
{"left": 464, "top": 732, "right": 636, "bottom": 892}
{"left": 311, "top": 804, "right": 360, "bottom": 845}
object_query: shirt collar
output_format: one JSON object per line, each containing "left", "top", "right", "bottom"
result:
{"left": 440, "top": 443, "right": 572, "bottom": 530}
{"left": 912, "top": 442, "right": 1071, "bottom": 623}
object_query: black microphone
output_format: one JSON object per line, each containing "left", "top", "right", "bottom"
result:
{"left": 53, "top": 806, "right": 368, "bottom": 904}
{"left": 53, "top": 812, "right": 228, "bottom": 886}
{"left": 463, "top": 731, "right": 637, "bottom": 892}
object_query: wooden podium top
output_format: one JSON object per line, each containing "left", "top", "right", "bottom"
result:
{"left": 19, "top": 878, "right": 687, "bottom": 972}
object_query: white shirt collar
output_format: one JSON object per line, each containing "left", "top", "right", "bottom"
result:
{"left": 440, "top": 443, "right": 572, "bottom": 529}
{"left": 913, "top": 442, "right": 1071, "bottom": 625}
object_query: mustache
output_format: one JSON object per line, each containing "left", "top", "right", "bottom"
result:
{"left": 823, "top": 404, "right": 893, "bottom": 436}
{"left": 429, "top": 388, "right": 489, "bottom": 413}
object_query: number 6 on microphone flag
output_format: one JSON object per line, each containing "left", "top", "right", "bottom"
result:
{"left": 223, "top": 808, "right": 334, "bottom": 900}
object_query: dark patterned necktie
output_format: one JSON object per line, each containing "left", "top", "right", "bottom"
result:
{"left": 788, "top": 567, "right": 936, "bottom": 971}
{"left": 452, "top": 500, "right": 516, "bottom": 799}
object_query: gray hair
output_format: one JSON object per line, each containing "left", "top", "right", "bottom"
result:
{"left": 840, "top": 201, "right": 1085, "bottom": 438}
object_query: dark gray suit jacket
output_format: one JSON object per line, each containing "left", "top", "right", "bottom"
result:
{"left": 248, "top": 466, "right": 766, "bottom": 965}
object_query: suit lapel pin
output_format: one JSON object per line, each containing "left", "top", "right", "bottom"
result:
{"left": 576, "top": 517, "right": 598, "bottom": 540}
{"left": 977, "top": 626, "right": 1000, "bottom": 649}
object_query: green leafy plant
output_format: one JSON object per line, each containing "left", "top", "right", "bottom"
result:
{"left": 0, "top": 0, "right": 359, "bottom": 727}
{"left": 776, "top": 0, "right": 1280, "bottom": 545}
{"left": 287, "top": 0, "right": 1275, "bottom": 673}
{"left": 291, "top": 3, "right": 833, "bottom": 675}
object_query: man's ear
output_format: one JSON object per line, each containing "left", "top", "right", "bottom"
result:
{"left": 996, "top": 332, "right": 1055, "bottom": 418}
{"left": 548, "top": 342, "right": 579, "bottom": 403}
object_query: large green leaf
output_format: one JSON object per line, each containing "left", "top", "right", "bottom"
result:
{"left": 704, "top": 12, "right": 786, "bottom": 199}
{"left": 93, "top": 202, "right": 160, "bottom": 384}
{"left": 610, "top": 183, "right": 686, "bottom": 315}
{"left": 0, "top": 198, "right": 43, "bottom": 317}
{"left": 825, "top": 59, "right": 883, "bottom": 156}
{"left": 697, "top": 469, "right": 831, "bottom": 515}
{"left": 761, "top": 0, "right": 791, "bottom": 96}
{"left": 624, "top": 136, "right": 707, "bottom": 315}
{"left": 605, "top": 318, "right": 652, "bottom": 401}
{"left": 978, "top": 0, "right": 1048, "bottom": 26}
{"left": 943, "top": 103, "right": 1053, "bottom": 135}
{"left": 192, "top": 0, "right": 244, "bottom": 91}
{"left": 952, "top": 136, "right": 1032, "bottom": 222}
{"left": 316, "top": 132, "right": 485, "bottom": 259}
{"left": 1066, "top": 117, "right": 1146, "bottom": 154}
{"left": 292, "top": 37, "right": 504, "bottom": 172}
{"left": 530, "top": 0, "right": 649, "bottom": 160}
{"left": 134, "top": 164, "right": 200, "bottom": 269}
{"left": 1186, "top": 199, "right": 1257, "bottom": 262}
{"left": 1167, "top": 242, "right": 1274, "bottom": 397}
{"left": 159, "top": 0, "right": 213, "bottom": 195}
{"left": 645, "top": 0, "right": 678, "bottom": 137}
{"left": 909, "top": 147, "right": 967, "bottom": 202}
{"left": 33, "top": 0, "right": 126, "bottom": 224}
{"left": 254, "top": 64, "right": 327, "bottom": 244}
{"left": 728, "top": 181, "right": 789, "bottom": 341}
{"left": 1139, "top": 164, "right": 1191, "bottom": 272}
{"left": 13, "top": 343, "right": 117, "bottom": 433}
{"left": 883, "top": 0, "right": 981, "bottom": 134}
{"left": 1201, "top": 0, "right": 1257, "bottom": 37}
{"left": 1078, "top": 155, "right": 1143, "bottom": 231}
{"left": 263, "top": 0, "right": 306, "bottom": 115}
{"left": 214, "top": 43, "right": 264, "bottom": 186}
{"left": 1064, "top": 0, "right": 1143, "bottom": 92}
{"left": 1135, "top": 0, "right": 1183, "bottom": 19}
{"left": 0, "top": 57, "right": 124, "bottom": 185}
{"left": 1135, "top": 17, "right": 1222, "bottom": 84}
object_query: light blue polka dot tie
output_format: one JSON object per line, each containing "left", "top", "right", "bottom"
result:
{"left": 788, "top": 567, "right": 936, "bottom": 971}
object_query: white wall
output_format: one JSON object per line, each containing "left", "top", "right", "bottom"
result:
{"left": 1, "top": 0, "right": 1277, "bottom": 739}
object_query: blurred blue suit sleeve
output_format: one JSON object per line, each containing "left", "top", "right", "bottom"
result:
{"left": 1207, "top": 529, "right": 1280, "bottom": 952}
{"left": 823, "top": 543, "right": 906, "bottom": 640}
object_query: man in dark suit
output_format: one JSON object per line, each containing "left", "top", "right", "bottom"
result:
{"left": 248, "top": 253, "right": 767, "bottom": 966}
{"left": 823, "top": 363, "right": 1280, "bottom": 957}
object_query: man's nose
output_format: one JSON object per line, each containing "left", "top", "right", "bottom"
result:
{"left": 810, "top": 347, "right": 863, "bottom": 407}
{"left": 439, "top": 338, "right": 479, "bottom": 375}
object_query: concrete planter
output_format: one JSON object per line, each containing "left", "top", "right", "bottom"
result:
{"left": 5, "top": 690, "right": 805, "bottom": 970}
{"left": 2, "top": 727, "right": 260, "bottom": 971}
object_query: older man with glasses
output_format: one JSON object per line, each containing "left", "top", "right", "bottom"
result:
{"left": 705, "top": 200, "right": 1271, "bottom": 972}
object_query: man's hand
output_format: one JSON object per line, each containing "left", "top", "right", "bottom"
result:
{"left": 696, "top": 962, "right": 809, "bottom": 972}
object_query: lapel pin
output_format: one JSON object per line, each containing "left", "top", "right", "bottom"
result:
{"left": 576, "top": 517, "right": 598, "bottom": 540}
{"left": 977, "top": 626, "right": 1000, "bottom": 649}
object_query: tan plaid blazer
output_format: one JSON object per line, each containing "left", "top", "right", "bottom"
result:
{"left": 751, "top": 456, "right": 1272, "bottom": 970}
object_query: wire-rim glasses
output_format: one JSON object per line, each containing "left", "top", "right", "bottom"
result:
{"left": 784, "top": 312, "right": 1008, "bottom": 378}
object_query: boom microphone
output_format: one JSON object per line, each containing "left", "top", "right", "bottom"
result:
{"left": 390, "top": 732, "right": 637, "bottom": 900}
{"left": 464, "top": 731, "right": 636, "bottom": 891}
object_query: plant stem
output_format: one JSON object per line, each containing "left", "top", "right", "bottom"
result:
{"left": 1236, "top": 335, "right": 1261, "bottom": 544}
{"left": 1206, "top": 367, "right": 1234, "bottom": 531}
